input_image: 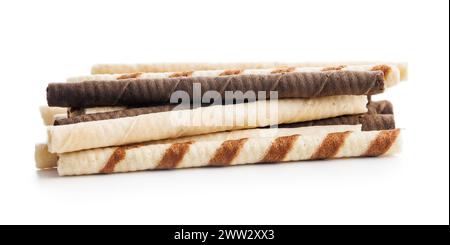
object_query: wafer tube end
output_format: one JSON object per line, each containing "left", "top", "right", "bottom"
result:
{"left": 39, "top": 106, "right": 67, "bottom": 126}
{"left": 387, "top": 66, "right": 401, "bottom": 87}
{"left": 399, "top": 63, "right": 409, "bottom": 81}
{"left": 35, "top": 144, "right": 58, "bottom": 169}
{"left": 396, "top": 62, "right": 408, "bottom": 81}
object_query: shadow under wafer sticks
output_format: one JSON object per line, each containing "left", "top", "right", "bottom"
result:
{"left": 36, "top": 62, "right": 407, "bottom": 176}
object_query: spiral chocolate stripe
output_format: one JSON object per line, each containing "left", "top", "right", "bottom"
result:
{"left": 260, "top": 135, "right": 299, "bottom": 163}
{"left": 363, "top": 129, "right": 400, "bottom": 156}
{"left": 209, "top": 139, "right": 248, "bottom": 166}
{"left": 311, "top": 131, "right": 351, "bottom": 160}
{"left": 156, "top": 142, "right": 193, "bottom": 169}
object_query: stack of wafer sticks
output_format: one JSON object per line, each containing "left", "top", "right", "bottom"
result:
{"left": 36, "top": 62, "right": 407, "bottom": 176}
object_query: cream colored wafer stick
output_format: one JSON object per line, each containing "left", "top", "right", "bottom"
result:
{"left": 47, "top": 95, "right": 368, "bottom": 153}
{"left": 91, "top": 62, "right": 408, "bottom": 82}
{"left": 39, "top": 106, "right": 67, "bottom": 125}
{"left": 36, "top": 124, "right": 361, "bottom": 169}
{"left": 76, "top": 64, "right": 401, "bottom": 88}
{"left": 57, "top": 129, "right": 401, "bottom": 176}
{"left": 35, "top": 144, "right": 58, "bottom": 169}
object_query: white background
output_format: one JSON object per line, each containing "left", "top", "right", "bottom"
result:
{"left": 0, "top": 0, "right": 448, "bottom": 225}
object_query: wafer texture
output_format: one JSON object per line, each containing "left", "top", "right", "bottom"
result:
{"left": 76, "top": 64, "right": 401, "bottom": 88}
{"left": 49, "top": 71, "right": 384, "bottom": 107}
{"left": 57, "top": 129, "right": 401, "bottom": 176}
{"left": 47, "top": 95, "right": 368, "bottom": 153}
{"left": 36, "top": 125, "right": 361, "bottom": 169}
{"left": 90, "top": 62, "right": 408, "bottom": 81}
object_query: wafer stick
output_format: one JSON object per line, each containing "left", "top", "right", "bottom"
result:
{"left": 36, "top": 125, "right": 362, "bottom": 169}
{"left": 35, "top": 144, "right": 58, "bottom": 169}
{"left": 91, "top": 62, "right": 408, "bottom": 81}
{"left": 57, "top": 129, "right": 401, "bottom": 176}
{"left": 47, "top": 95, "right": 368, "bottom": 153}
{"left": 54, "top": 100, "right": 393, "bottom": 126}
{"left": 56, "top": 104, "right": 180, "bottom": 125}
{"left": 48, "top": 71, "right": 384, "bottom": 107}
{"left": 72, "top": 64, "right": 401, "bottom": 88}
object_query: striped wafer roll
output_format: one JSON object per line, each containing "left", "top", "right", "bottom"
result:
{"left": 57, "top": 129, "right": 401, "bottom": 176}
{"left": 90, "top": 62, "right": 408, "bottom": 82}
{"left": 36, "top": 125, "right": 362, "bottom": 169}
{"left": 47, "top": 96, "right": 369, "bottom": 153}
{"left": 73, "top": 64, "right": 401, "bottom": 88}
{"left": 48, "top": 71, "right": 384, "bottom": 107}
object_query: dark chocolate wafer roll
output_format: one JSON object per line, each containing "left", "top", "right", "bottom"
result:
{"left": 47, "top": 71, "right": 385, "bottom": 107}
{"left": 55, "top": 104, "right": 180, "bottom": 125}
{"left": 359, "top": 114, "right": 395, "bottom": 131}
{"left": 367, "top": 100, "right": 394, "bottom": 114}
{"left": 279, "top": 114, "right": 395, "bottom": 131}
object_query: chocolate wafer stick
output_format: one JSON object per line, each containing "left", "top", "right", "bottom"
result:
{"left": 367, "top": 100, "right": 393, "bottom": 114}
{"left": 57, "top": 129, "right": 401, "bottom": 176}
{"left": 280, "top": 114, "right": 395, "bottom": 131}
{"left": 48, "top": 71, "right": 384, "bottom": 107}
{"left": 55, "top": 104, "right": 179, "bottom": 125}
